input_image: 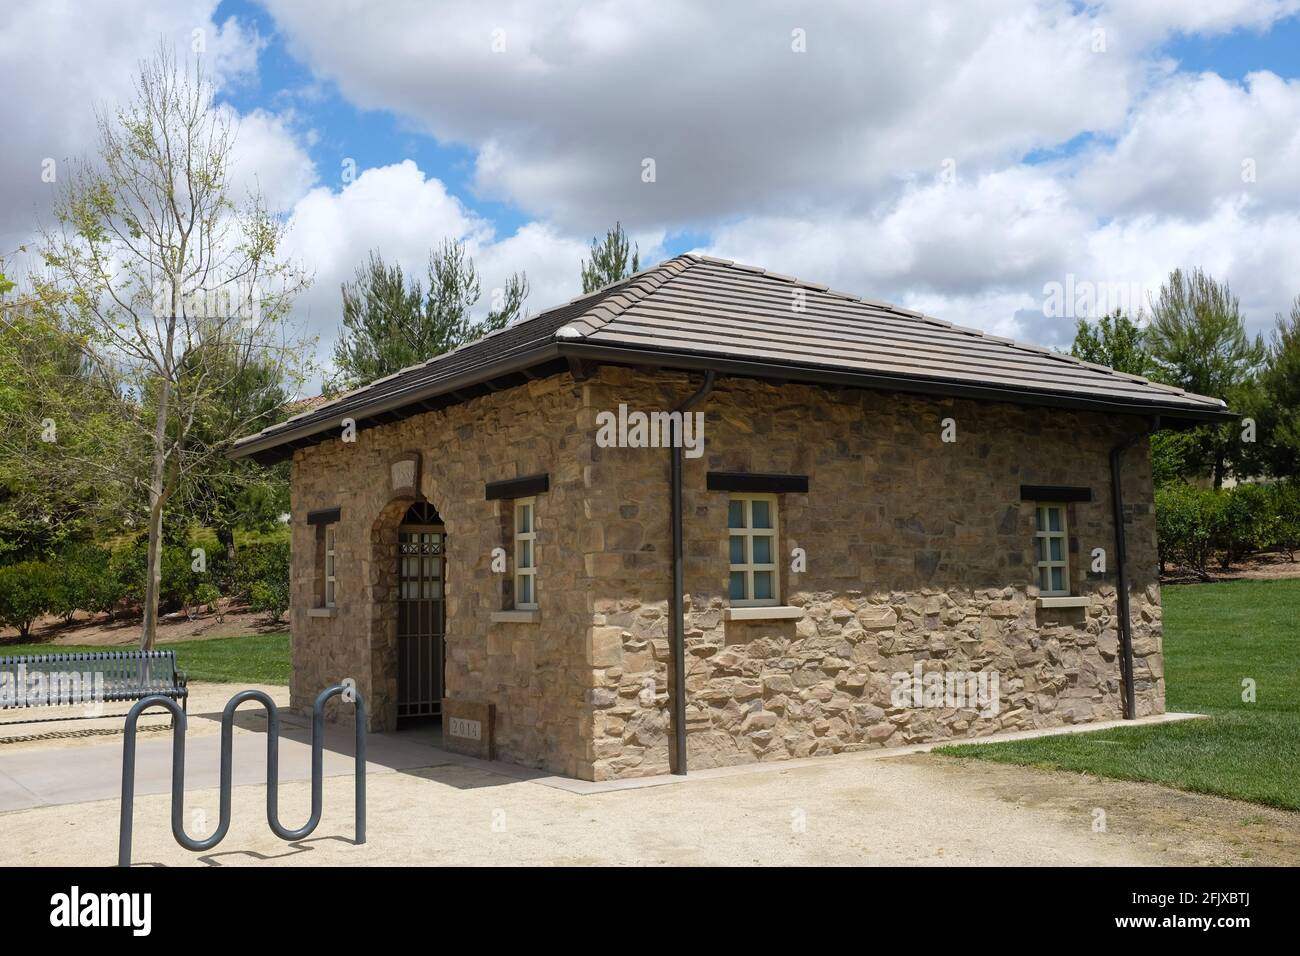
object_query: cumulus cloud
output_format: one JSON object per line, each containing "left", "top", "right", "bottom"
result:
{"left": 0, "top": 1, "right": 300, "bottom": 265}
{"left": 281, "top": 161, "right": 618, "bottom": 381}
{"left": 257, "top": 0, "right": 1298, "bottom": 229}
{"left": 8, "top": 0, "right": 1300, "bottom": 386}
{"left": 259, "top": 0, "right": 1148, "bottom": 229}
{"left": 1069, "top": 70, "right": 1300, "bottom": 218}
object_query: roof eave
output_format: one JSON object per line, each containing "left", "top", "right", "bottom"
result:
{"left": 555, "top": 341, "right": 1235, "bottom": 426}
{"left": 228, "top": 341, "right": 563, "bottom": 462}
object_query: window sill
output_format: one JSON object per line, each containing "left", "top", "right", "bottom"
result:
{"left": 491, "top": 609, "right": 541, "bottom": 624}
{"left": 1037, "top": 596, "right": 1090, "bottom": 609}
{"left": 724, "top": 605, "right": 803, "bottom": 622}
{"left": 308, "top": 607, "right": 337, "bottom": 619}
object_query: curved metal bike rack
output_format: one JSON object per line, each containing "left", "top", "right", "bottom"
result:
{"left": 118, "top": 683, "right": 366, "bottom": 867}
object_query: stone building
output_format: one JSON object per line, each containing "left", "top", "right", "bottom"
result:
{"left": 231, "top": 255, "right": 1231, "bottom": 781}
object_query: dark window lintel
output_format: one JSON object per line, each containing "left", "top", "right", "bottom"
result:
{"left": 1020, "top": 485, "right": 1093, "bottom": 503}
{"left": 306, "top": 507, "right": 342, "bottom": 526}
{"left": 707, "top": 471, "right": 809, "bottom": 494}
{"left": 486, "top": 473, "right": 550, "bottom": 501}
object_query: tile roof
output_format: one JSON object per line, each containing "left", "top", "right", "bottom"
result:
{"left": 232, "top": 254, "right": 1230, "bottom": 461}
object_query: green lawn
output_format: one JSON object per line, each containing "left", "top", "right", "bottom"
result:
{"left": 939, "top": 578, "right": 1300, "bottom": 811}
{"left": 0, "top": 632, "right": 290, "bottom": 685}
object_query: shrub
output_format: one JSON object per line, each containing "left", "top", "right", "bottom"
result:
{"left": 45, "top": 561, "right": 83, "bottom": 624}
{"left": 233, "top": 542, "right": 290, "bottom": 605}
{"left": 1217, "top": 482, "right": 1275, "bottom": 569}
{"left": 1155, "top": 483, "right": 1223, "bottom": 576}
{"left": 110, "top": 542, "right": 149, "bottom": 610}
{"left": 0, "top": 561, "right": 56, "bottom": 639}
{"left": 108, "top": 540, "right": 204, "bottom": 614}
{"left": 237, "top": 542, "right": 290, "bottom": 622}
{"left": 81, "top": 548, "right": 129, "bottom": 619}
{"left": 46, "top": 544, "right": 116, "bottom": 622}
{"left": 250, "top": 580, "right": 289, "bottom": 622}
{"left": 189, "top": 582, "right": 223, "bottom": 620}
{"left": 1274, "top": 480, "right": 1300, "bottom": 561}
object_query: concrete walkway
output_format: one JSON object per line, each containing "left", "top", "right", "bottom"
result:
{"left": 0, "top": 720, "right": 446, "bottom": 812}
{"left": 0, "top": 702, "right": 1206, "bottom": 811}
{"left": 1, "top": 687, "right": 1297, "bottom": 866}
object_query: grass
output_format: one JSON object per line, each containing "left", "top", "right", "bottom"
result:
{"left": 939, "top": 578, "right": 1300, "bottom": 811}
{"left": 0, "top": 632, "right": 290, "bottom": 685}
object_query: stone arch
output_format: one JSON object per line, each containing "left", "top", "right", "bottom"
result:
{"left": 367, "top": 494, "right": 416, "bottom": 731}
{"left": 367, "top": 482, "right": 451, "bottom": 731}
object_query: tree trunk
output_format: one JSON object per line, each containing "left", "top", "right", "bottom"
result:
{"left": 140, "top": 378, "right": 171, "bottom": 650}
{"left": 217, "top": 524, "right": 236, "bottom": 562}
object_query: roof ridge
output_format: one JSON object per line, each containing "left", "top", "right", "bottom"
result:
{"left": 689, "top": 256, "right": 1226, "bottom": 409}
{"left": 556, "top": 254, "right": 702, "bottom": 339}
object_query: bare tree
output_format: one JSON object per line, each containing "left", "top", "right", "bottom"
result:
{"left": 38, "top": 44, "right": 309, "bottom": 647}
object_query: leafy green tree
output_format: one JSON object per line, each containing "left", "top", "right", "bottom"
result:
{"left": 1146, "top": 268, "right": 1265, "bottom": 487}
{"left": 580, "top": 222, "right": 640, "bottom": 294}
{"left": 1238, "top": 297, "right": 1300, "bottom": 480}
{"left": 1149, "top": 429, "right": 1200, "bottom": 486}
{"left": 0, "top": 298, "right": 140, "bottom": 561}
{"left": 330, "top": 242, "right": 528, "bottom": 392}
{"left": 170, "top": 344, "right": 291, "bottom": 563}
{"left": 0, "top": 561, "right": 54, "bottom": 638}
{"left": 1069, "top": 309, "right": 1203, "bottom": 483}
{"left": 1070, "top": 309, "right": 1151, "bottom": 376}
{"left": 237, "top": 540, "right": 290, "bottom": 622}
{"left": 37, "top": 47, "right": 309, "bottom": 647}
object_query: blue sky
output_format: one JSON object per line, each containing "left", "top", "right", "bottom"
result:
{"left": 208, "top": 0, "right": 1300, "bottom": 262}
{"left": 1163, "top": 15, "right": 1300, "bottom": 78}
{"left": 4, "top": 0, "right": 1299, "bottom": 389}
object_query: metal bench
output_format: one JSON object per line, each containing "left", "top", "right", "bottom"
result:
{"left": 0, "top": 649, "right": 188, "bottom": 720}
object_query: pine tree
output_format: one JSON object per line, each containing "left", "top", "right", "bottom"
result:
{"left": 580, "top": 222, "right": 640, "bottom": 293}
{"left": 330, "top": 240, "right": 527, "bottom": 392}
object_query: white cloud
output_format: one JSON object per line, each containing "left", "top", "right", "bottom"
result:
{"left": 8, "top": 0, "right": 1300, "bottom": 387}
{"left": 281, "top": 161, "right": 611, "bottom": 386}
{"left": 225, "top": 107, "right": 319, "bottom": 212}
{"left": 259, "top": 0, "right": 1149, "bottom": 229}
{"left": 259, "top": 0, "right": 1300, "bottom": 231}
{"left": 0, "top": 1, "right": 302, "bottom": 265}
{"left": 1101, "top": 0, "right": 1300, "bottom": 38}
{"left": 1069, "top": 70, "right": 1300, "bottom": 218}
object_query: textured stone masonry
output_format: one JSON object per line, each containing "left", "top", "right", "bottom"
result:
{"left": 290, "top": 365, "right": 1164, "bottom": 781}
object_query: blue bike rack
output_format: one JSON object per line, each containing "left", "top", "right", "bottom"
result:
{"left": 118, "top": 683, "right": 366, "bottom": 867}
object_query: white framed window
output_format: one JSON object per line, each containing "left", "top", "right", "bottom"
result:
{"left": 514, "top": 497, "right": 537, "bottom": 609}
{"left": 324, "top": 526, "right": 337, "bottom": 607}
{"left": 728, "top": 494, "right": 779, "bottom": 607}
{"left": 1034, "top": 503, "right": 1069, "bottom": 596}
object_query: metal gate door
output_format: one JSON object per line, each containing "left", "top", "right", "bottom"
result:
{"left": 397, "top": 520, "right": 445, "bottom": 719}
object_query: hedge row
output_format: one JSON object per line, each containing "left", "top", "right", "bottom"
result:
{"left": 0, "top": 541, "right": 289, "bottom": 639}
{"left": 1155, "top": 480, "right": 1300, "bottom": 576}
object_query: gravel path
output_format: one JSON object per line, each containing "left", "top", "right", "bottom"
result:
{"left": 2, "top": 737, "right": 1296, "bottom": 866}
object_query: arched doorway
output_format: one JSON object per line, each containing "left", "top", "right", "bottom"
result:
{"left": 397, "top": 500, "right": 446, "bottom": 723}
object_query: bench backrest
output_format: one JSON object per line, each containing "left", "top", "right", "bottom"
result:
{"left": 0, "top": 649, "right": 183, "bottom": 708}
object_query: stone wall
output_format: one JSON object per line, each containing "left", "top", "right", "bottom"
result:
{"left": 289, "top": 363, "right": 1165, "bottom": 783}
{"left": 289, "top": 371, "right": 596, "bottom": 778}
{"left": 578, "top": 367, "right": 1164, "bottom": 779}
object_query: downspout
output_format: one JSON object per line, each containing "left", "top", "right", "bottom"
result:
{"left": 669, "top": 370, "right": 716, "bottom": 775}
{"left": 1109, "top": 416, "right": 1158, "bottom": 720}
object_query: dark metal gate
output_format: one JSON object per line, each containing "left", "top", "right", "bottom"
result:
{"left": 397, "top": 501, "right": 445, "bottom": 720}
